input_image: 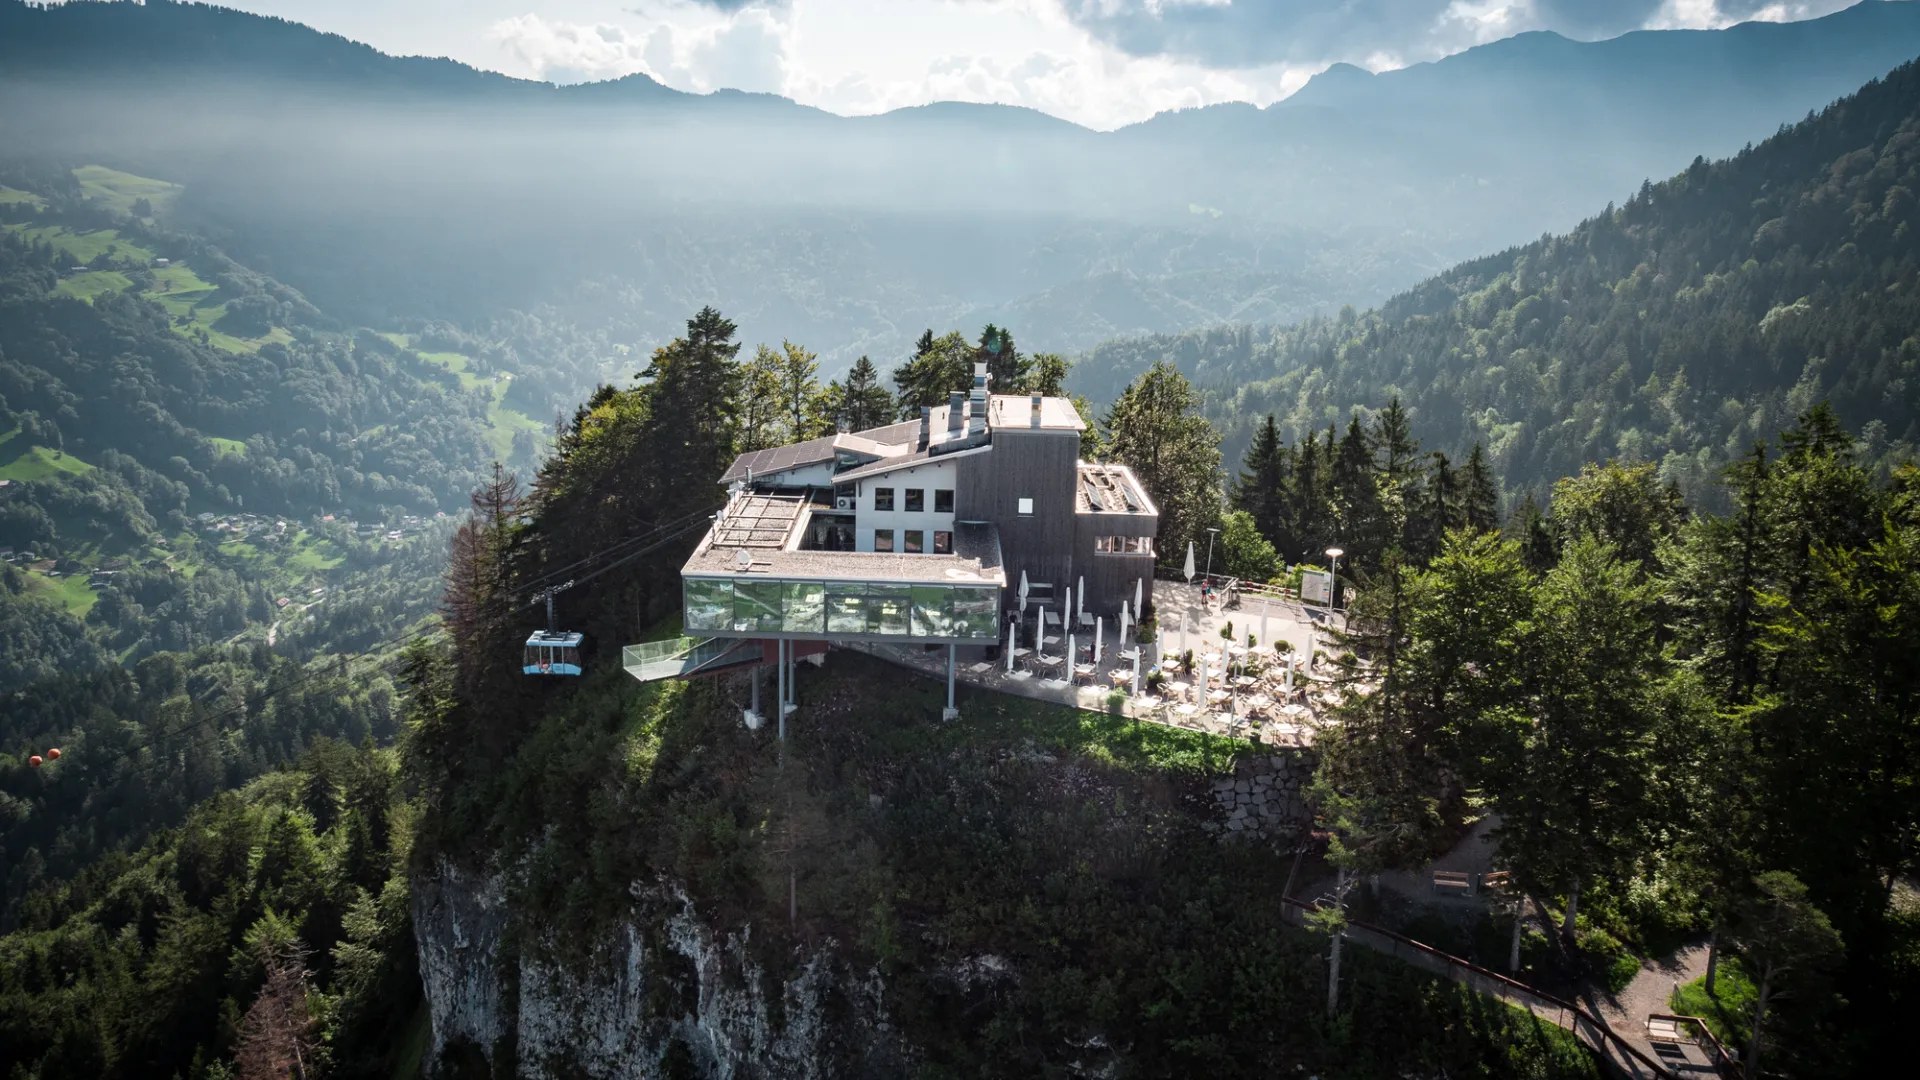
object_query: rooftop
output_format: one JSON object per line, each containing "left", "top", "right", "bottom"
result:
{"left": 1076, "top": 463, "right": 1158, "bottom": 516}
{"left": 684, "top": 520, "right": 1005, "bottom": 586}
{"left": 708, "top": 493, "right": 809, "bottom": 549}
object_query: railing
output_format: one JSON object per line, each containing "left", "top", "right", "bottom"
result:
{"left": 622, "top": 636, "right": 754, "bottom": 682}
{"left": 1277, "top": 896, "right": 1678, "bottom": 1080}
{"left": 1647, "top": 1013, "right": 1740, "bottom": 1075}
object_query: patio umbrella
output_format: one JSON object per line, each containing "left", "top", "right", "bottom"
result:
{"left": 1068, "top": 632, "right": 1076, "bottom": 679}
{"left": 1006, "top": 618, "right": 1016, "bottom": 674}
{"left": 1183, "top": 541, "right": 1195, "bottom": 583}
{"left": 1018, "top": 570, "right": 1030, "bottom": 614}
{"left": 1131, "top": 650, "right": 1141, "bottom": 696}
{"left": 1134, "top": 577, "right": 1143, "bottom": 617}
{"left": 1094, "top": 616, "right": 1103, "bottom": 666}
{"left": 1078, "top": 576, "right": 1085, "bottom": 619}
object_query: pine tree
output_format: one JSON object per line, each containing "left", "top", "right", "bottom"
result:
{"left": 1331, "top": 415, "right": 1383, "bottom": 567}
{"left": 892, "top": 330, "right": 972, "bottom": 420}
{"left": 829, "top": 355, "right": 893, "bottom": 432}
{"left": 1233, "top": 414, "right": 1287, "bottom": 549}
{"left": 1102, "top": 361, "right": 1223, "bottom": 552}
{"left": 640, "top": 306, "right": 743, "bottom": 500}
{"left": 1463, "top": 443, "right": 1499, "bottom": 531}
{"left": 739, "top": 344, "right": 785, "bottom": 452}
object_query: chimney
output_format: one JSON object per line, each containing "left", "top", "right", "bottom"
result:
{"left": 1029, "top": 393, "right": 1043, "bottom": 429}
{"left": 948, "top": 391, "right": 965, "bottom": 437}
{"left": 918, "top": 406, "right": 931, "bottom": 451}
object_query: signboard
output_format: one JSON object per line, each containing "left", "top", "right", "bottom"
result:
{"left": 1299, "top": 569, "right": 1332, "bottom": 607}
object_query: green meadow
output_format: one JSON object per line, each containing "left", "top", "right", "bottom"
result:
{"left": 73, "top": 165, "right": 184, "bottom": 217}
{"left": 0, "top": 427, "right": 95, "bottom": 482}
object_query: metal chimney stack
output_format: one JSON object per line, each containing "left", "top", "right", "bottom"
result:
{"left": 919, "top": 405, "right": 931, "bottom": 451}
{"left": 968, "top": 362, "right": 989, "bottom": 438}
{"left": 948, "top": 391, "right": 965, "bottom": 438}
{"left": 1029, "top": 393, "right": 1043, "bottom": 429}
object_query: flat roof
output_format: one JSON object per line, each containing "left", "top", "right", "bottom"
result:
{"left": 1076, "top": 462, "right": 1159, "bottom": 517}
{"left": 719, "top": 433, "right": 901, "bottom": 484}
{"left": 709, "top": 493, "right": 808, "bottom": 549}
{"left": 684, "top": 520, "right": 1004, "bottom": 586}
{"left": 834, "top": 443, "right": 989, "bottom": 483}
{"left": 985, "top": 394, "right": 1086, "bottom": 432}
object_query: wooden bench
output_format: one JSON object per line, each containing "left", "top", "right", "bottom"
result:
{"left": 1481, "top": 870, "right": 1513, "bottom": 892}
{"left": 1432, "top": 870, "right": 1474, "bottom": 896}
{"left": 1646, "top": 1017, "right": 1685, "bottom": 1044}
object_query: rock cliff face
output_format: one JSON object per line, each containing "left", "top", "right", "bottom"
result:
{"left": 412, "top": 862, "right": 913, "bottom": 1078}
{"left": 410, "top": 751, "right": 1317, "bottom": 1077}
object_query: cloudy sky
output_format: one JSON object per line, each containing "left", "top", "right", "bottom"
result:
{"left": 214, "top": 0, "right": 1861, "bottom": 128}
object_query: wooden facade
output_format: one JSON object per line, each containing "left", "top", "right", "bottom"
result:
{"left": 1074, "top": 510, "right": 1157, "bottom": 619}
{"left": 956, "top": 427, "right": 1080, "bottom": 609}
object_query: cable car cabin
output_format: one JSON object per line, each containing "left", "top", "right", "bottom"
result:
{"left": 523, "top": 630, "right": 584, "bottom": 676}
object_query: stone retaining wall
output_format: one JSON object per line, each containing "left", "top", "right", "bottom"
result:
{"left": 1203, "top": 750, "right": 1318, "bottom": 841}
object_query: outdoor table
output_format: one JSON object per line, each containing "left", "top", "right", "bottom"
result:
{"left": 1203, "top": 651, "right": 1223, "bottom": 664}
{"left": 1166, "top": 680, "right": 1191, "bottom": 700}
{"left": 1074, "top": 663, "right": 1096, "bottom": 678}
{"left": 1034, "top": 653, "right": 1063, "bottom": 665}
{"left": 1247, "top": 695, "right": 1274, "bottom": 711}
{"left": 1012, "top": 647, "right": 1032, "bottom": 657}
{"left": 968, "top": 661, "right": 995, "bottom": 673}
{"left": 1044, "top": 610, "right": 1061, "bottom": 626}
{"left": 1042, "top": 634, "right": 1062, "bottom": 645}
{"left": 1227, "top": 645, "right": 1248, "bottom": 657}
{"left": 1118, "top": 648, "right": 1140, "bottom": 661}
{"left": 1078, "top": 612, "right": 1095, "bottom": 629}
{"left": 1134, "top": 695, "right": 1162, "bottom": 709}
{"left": 1207, "top": 689, "right": 1232, "bottom": 704}
{"left": 1175, "top": 703, "right": 1201, "bottom": 724}
{"left": 1233, "top": 675, "right": 1257, "bottom": 688}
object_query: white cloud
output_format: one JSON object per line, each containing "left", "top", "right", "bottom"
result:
{"left": 489, "top": 2, "right": 792, "bottom": 93}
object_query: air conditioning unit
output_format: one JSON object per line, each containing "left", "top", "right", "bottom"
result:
{"left": 835, "top": 497, "right": 855, "bottom": 510}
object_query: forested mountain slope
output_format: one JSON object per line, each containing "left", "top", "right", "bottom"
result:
{"left": 1079, "top": 55, "right": 1920, "bottom": 504}
{"left": 0, "top": 162, "right": 530, "bottom": 692}
{"left": 6, "top": 1, "right": 1920, "bottom": 386}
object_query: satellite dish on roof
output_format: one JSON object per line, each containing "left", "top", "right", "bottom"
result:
{"left": 735, "top": 549, "right": 752, "bottom": 572}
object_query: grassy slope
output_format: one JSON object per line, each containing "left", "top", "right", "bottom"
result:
{"left": 381, "top": 332, "right": 543, "bottom": 460}
{"left": 0, "top": 428, "right": 95, "bottom": 482}
{"left": 73, "top": 164, "right": 183, "bottom": 217}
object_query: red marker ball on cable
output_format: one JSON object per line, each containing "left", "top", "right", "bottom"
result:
{"left": 46, "top": 748, "right": 60, "bottom": 760}
{"left": 28, "top": 755, "right": 43, "bottom": 768}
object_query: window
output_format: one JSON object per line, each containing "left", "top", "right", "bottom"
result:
{"left": 905, "top": 489, "right": 924, "bottom": 512}
{"left": 905, "top": 530, "right": 924, "bottom": 554}
{"left": 826, "top": 583, "right": 867, "bottom": 634}
{"left": 910, "top": 585, "right": 952, "bottom": 637}
{"left": 684, "top": 578, "right": 734, "bottom": 631}
{"left": 781, "top": 581, "right": 825, "bottom": 633}
{"left": 1096, "top": 536, "right": 1155, "bottom": 555}
{"left": 933, "top": 530, "right": 952, "bottom": 555}
{"left": 874, "top": 487, "right": 894, "bottom": 511}
{"left": 867, "top": 583, "right": 911, "bottom": 635}
{"left": 873, "top": 529, "right": 894, "bottom": 552}
{"left": 951, "top": 587, "right": 999, "bottom": 638}
{"left": 934, "top": 489, "right": 954, "bottom": 513}
{"left": 1017, "top": 497, "right": 1034, "bottom": 515}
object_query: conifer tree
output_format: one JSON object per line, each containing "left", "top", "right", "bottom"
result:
{"left": 827, "top": 355, "right": 894, "bottom": 432}
{"left": 1102, "top": 361, "right": 1222, "bottom": 551}
{"left": 1233, "top": 414, "right": 1287, "bottom": 548}
{"left": 1463, "top": 443, "right": 1499, "bottom": 531}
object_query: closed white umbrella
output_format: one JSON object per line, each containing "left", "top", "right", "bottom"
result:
{"left": 1131, "top": 650, "right": 1141, "bottom": 696}
{"left": 1183, "top": 541, "right": 1196, "bottom": 583}
{"left": 1006, "top": 618, "right": 1016, "bottom": 674}
{"left": 1068, "top": 631, "right": 1076, "bottom": 680}
{"left": 1135, "top": 577, "right": 1143, "bottom": 616}
{"left": 1094, "top": 616, "right": 1104, "bottom": 666}
{"left": 1018, "top": 569, "right": 1030, "bottom": 610}
{"left": 1078, "top": 575, "right": 1086, "bottom": 619}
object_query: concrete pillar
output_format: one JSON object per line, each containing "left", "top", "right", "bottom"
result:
{"left": 943, "top": 643, "right": 960, "bottom": 721}
{"left": 777, "top": 640, "right": 787, "bottom": 740}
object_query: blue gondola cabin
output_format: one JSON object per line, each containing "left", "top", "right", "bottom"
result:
{"left": 523, "top": 630, "right": 584, "bottom": 675}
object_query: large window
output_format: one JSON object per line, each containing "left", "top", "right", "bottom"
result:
{"left": 1095, "top": 535, "right": 1154, "bottom": 555}
{"left": 874, "top": 487, "right": 894, "bottom": 511}
{"left": 1017, "top": 497, "right": 1034, "bottom": 515}
{"left": 932, "top": 530, "right": 952, "bottom": 555}
{"left": 951, "top": 587, "right": 998, "bottom": 638}
{"left": 866, "top": 583, "right": 912, "bottom": 635}
{"left": 781, "top": 581, "right": 825, "bottom": 633}
{"left": 934, "top": 489, "right": 954, "bottom": 513}
{"left": 826, "top": 583, "right": 867, "bottom": 634}
{"left": 684, "top": 578, "right": 733, "bottom": 631}
{"left": 874, "top": 529, "right": 895, "bottom": 552}
{"left": 905, "top": 489, "right": 924, "bottom": 512}
{"left": 911, "top": 585, "right": 952, "bottom": 637}
{"left": 734, "top": 580, "right": 784, "bottom": 631}
{"left": 689, "top": 577, "right": 1000, "bottom": 640}
{"left": 904, "top": 530, "right": 924, "bottom": 554}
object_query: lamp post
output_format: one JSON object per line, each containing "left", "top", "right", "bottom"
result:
{"left": 1204, "top": 526, "right": 1221, "bottom": 584}
{"left": 1325, "top": 546, "right": 1344, "bottom": 610}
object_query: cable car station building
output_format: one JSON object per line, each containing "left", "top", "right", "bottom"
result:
{"left": 628, "top": 364, "right": 1158, "bottom": 721}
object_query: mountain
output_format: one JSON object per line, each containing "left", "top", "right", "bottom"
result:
{"left": 1076, "top": 53, "right": 1920, "bottom": 507}
{"left": 0, "top": 161, "right": 525, "bottom": 691}
{"left": 4, "top": 1, "right": 1920, "bottom": 408}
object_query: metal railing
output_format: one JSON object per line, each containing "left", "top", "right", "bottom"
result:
{"left": 1647, "top": 1013, "right": 1740, "bottom": 1075}
{"left": 1277, "top": 896, "right": 1679, "bottom": 1080}
{"left": 623, "top": 636, "right": 750, "bottom": 682}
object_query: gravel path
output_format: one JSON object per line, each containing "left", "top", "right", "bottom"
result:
{"left": 1585, "top": 942, "right": 1720, "bottom": 1074}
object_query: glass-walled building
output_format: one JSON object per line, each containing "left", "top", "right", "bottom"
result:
{"left": 684, "top": 576, "right": 1002, "bottom": 642}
